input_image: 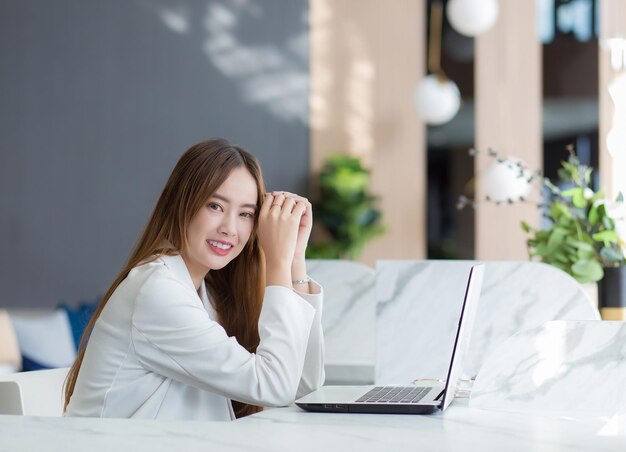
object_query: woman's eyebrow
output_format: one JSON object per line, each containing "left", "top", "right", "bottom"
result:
{"left": 212, "top": 193, "right": 257, "bottom": 210}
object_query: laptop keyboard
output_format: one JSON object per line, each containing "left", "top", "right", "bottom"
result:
{"left": 355, "top": 386, "right": 430, "bottom": 404}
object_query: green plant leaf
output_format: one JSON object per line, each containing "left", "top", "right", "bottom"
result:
{"left": 533, "top": 243, "right": 548, "bottom": 258}
{"left": 559, "top": 187, "right": 589, "bottom": 209}
{"left": 592, "top": 230, "right": 619, "bottom": 245}
{"left": 600, "top": 246, "right": 625, "bottom": 263}
{"left": 550, "top": 201, "right": 571, "bottom": 220}
{"left": 543, "top": 179, "right": 561, "bottom": 194}
{"left": 571, "top": 259, "right": 604, "bottom": 283}
{"left": 576, "top": 248, "right": 595, "bottom": 261}
{"left": 553, "top": 251, "right": 569, "bottom": 264}
{"left": 588, "top": 202, "right": 599, "bottom": 225}
{"left": 557, "top": 169, "right": 570, "bottom": 184}
{"left": 520, "top": 221, "right": 532, "bottom": 233}
{"left": 564, "top": 237, "right": 594, "bottom": 251}
{"left": 573, "top": 190, "right": 587, "bottom": 208}
{"left": 561, "top": 187, "right": 582, "bottom": 198}
{"left": 547, "top": 227, "right": 567, "bottom": 253}
{"left": 602, "top": 215, "right": 615, "bottom": 230}
{"left": 561, "top": 161, "right": 580, "bottom": 182}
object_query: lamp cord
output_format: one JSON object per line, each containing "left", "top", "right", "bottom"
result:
{"left": 427, "top": 0, "right": 445, "bottom": 80}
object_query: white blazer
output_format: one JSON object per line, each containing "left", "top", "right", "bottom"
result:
{"left": 66, "top": 254, "right": 325, "bottom": 421}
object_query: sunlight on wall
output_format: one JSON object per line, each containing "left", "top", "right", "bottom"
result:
{"left": 203, "top": 1, "right": 308, "bottom": 124}
{"left": 346, "top": 58, "right": 374, "bottom": 161}
{"left": 309, "top": 0, "right": 375, "bottom": 165}
{"left": 309, "top": 0, "right": 332, "bottom": 131}
{"left": 158, "top": 7, "right": 190, "bottom": 34}
{"left": 153, "top": 0, "right": 308, "bottom": 125}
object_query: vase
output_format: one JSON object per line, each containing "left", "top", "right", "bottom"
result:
{"left": 598, "top": 266, "right": 626, "bottom": 320}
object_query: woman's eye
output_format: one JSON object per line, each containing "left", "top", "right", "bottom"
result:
{"left": 240, "top": 212, "right": 254, "bottom": 219}
{"left": 208, "top": 203, "right": 222, "bottom": 211}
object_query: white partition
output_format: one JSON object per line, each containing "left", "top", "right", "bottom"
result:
{"left": 375, "top": 260, "right": 599, "bottom": 385}
{"left": 307, "top": 260, "right": 376, "bottom": 384}
{"left": 470, "top": 320, "right": 626, "bottom": 415}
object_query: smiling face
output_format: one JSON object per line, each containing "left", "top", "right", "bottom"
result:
{"left": 182, "top": 166, "right": 258, "bottom": 288}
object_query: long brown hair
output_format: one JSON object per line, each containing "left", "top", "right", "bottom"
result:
{"left": 64, "top": 138, "right": 266, "bottom": 418}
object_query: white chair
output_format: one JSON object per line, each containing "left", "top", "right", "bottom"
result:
{"left": 0, "top": 367, "right": 69, "bottom": 416}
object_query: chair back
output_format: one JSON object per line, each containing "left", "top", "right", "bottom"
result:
{"left": 0, "top": 367, "right": 69, "bottom": 416}
{"left": 0, "top": 381, "right": 23, "bottom": 414}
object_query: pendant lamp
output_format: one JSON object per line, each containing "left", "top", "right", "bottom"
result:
{"left": 446, "top": 0, "right": 499, "bottom": 37}
{"left": 414, "top": 0, "right": 461, "bottom": 125}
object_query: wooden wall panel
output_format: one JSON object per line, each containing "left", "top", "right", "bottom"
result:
{"left": 309, "top": 0, "right": 426, "bottom": 264}
{"left": 474, "top": 0, "right": 542, "bottom": 260}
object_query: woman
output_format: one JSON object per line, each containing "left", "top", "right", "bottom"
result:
{"left": 64, "top": 138, "right": 324, "bottom": 421}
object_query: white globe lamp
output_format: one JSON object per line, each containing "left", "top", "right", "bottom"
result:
{"left": 447, "top": 0, "right": 499, "bottom": 37}
{"left": 481, "top": 157, "right": 532, "bottom": 203}
{"left": 414, "top": 74, "right": 461, "bottom": 125}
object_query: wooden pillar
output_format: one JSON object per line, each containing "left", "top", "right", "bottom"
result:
{"left": 474, "top": 0, "right": 542, "bottom": 260}
{"left": 309, "top": 0, "right": 426, "bottom": 264}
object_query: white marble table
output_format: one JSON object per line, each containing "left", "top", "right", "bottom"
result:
{"left": 0, "top": 400, "right": 624, "bottom": 451}
{"left": 2, "top": 261, "right": 620, "bottom": 451}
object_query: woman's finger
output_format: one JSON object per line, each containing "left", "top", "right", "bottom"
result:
{"left": 281, "top": 196, "right": 297, "bottom": 215}
{"left": 293, "top": 200, "right": 307, "bottom": 217}
{"left": 268, "top": 193, "right": 286, "bottom": 213}
{"left": 259, "top": 193, "right": 274, "bottom": 217}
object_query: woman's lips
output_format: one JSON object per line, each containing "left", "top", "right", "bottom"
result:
{"left": 207, "top": 240, "right": 233, "bottom": 256}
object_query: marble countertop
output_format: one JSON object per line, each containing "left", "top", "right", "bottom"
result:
{"left": 1, "top": 261, "right": 619, "bottom": 451}
{"left": 1, "top": 400, "right": 624, "bottom": 452}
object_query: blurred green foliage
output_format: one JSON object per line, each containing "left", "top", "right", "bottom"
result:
{"left": 306, "top": 155, "right": 384, "bottom": 260}
{"left": 522, "top": 148, "right": 625, "bottom": 284}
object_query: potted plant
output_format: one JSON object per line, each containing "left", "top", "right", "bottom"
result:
{"left": 458, "top": 145, "right": 626, "bottom": 317}
{"left": 306, "top": 154, "right": 384, "bottom": 260}
{"left": 521, "top": 147, "right": 625, "bottom": 285}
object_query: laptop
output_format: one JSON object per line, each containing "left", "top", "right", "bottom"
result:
{"left": 295, "top": 264, "right": 484, "bottom": 415}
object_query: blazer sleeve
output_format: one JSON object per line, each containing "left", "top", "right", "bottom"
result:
{"left": 130, "top": 269, "right": 315, "bottom": 407}
{"left": 293, "top": 280, "right": 325, "bottom": 398}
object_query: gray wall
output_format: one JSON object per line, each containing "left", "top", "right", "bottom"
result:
{"left": 0, "top": 0, "right": 309, "bottom": 308}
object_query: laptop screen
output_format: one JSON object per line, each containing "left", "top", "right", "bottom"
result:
{"left": 440, "top": 264, "right": 484, "bottom": 411}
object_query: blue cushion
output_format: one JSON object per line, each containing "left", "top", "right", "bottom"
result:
{"left": 20, "top": 354, "right": 53, "bottom": 372}
{"left": 59, "top": 300, "right": 99, "bottom": 351}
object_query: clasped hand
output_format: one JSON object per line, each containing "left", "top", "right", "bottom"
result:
{"left": 257, "top": 191, "right": 312, "bottom": 287}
